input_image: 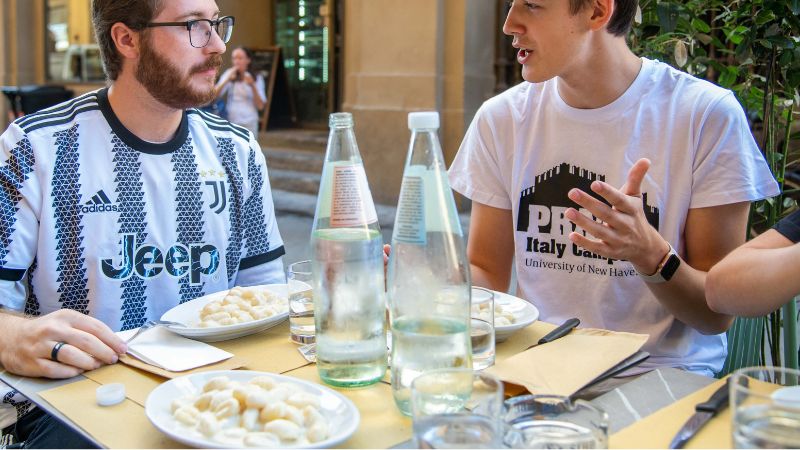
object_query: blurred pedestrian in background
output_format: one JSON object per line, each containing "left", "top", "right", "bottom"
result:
{"left": 214, "top": 46, "right": 265, "bottom": 135}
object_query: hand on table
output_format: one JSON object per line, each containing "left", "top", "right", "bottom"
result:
{"left": 564, "top": 158, "right": 669, "bottom": 274}
{"left": 0, "top": 309, "right": 127, "bottom": 379}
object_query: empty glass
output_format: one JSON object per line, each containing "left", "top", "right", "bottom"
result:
{"left": 504, "top": 395, "right": 608, "bottom": 449}
{"left": 471, "top": 287, "right": 496, "bottom": 370}
{"left": 287, "top": 260, "right": 315, "bottom": 344}
{"left": 412, "top": 369, "right": 505, "bottom": 448}
{"left": 731, "top": 366, "right": 800, "bottom": 448}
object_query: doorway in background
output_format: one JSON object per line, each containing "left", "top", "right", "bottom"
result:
{"left": 274, "top": 0, "right": 341, "bottom": 128}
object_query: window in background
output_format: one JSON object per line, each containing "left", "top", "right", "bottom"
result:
{"left": 46, "top": 0, "right": 104, "bottom": 83}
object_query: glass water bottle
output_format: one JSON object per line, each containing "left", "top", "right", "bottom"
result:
{"left": 311, "top": 112, "right": 387, "bottom": 387}
{"left": 387, "top": 111, "right": 472, "bottom": 415}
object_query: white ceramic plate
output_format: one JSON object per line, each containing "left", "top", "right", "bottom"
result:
{"left": 145, "top": 370, "right": 360, "bottom": 449}
{"left": 492, "top": 290, "right": 539, "bottom": 342}
{"left": 160, "top": 284, "right": 289, "bottom": 342}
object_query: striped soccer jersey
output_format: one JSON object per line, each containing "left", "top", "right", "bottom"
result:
{"left": 0, "top": 87, "right": 286, "bottom": 329}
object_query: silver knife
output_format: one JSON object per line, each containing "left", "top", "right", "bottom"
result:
{"left": 668, "top": 378, "right": 736, "bottom": 449}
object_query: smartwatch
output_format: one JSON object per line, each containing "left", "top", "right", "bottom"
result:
{"left": 636, "top": 242, "right": 680, "bottom": 283}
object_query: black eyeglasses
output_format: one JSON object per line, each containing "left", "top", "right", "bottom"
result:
{"left": 146, "top": 16, "right": 235, "bottom": 48}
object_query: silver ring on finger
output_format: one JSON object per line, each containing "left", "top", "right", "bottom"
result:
{"left": 50, "top": 341, "right": 66, "bottom": 362}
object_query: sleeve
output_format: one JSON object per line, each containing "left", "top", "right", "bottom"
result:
{"left": 690, "top": 91, "right": 781, "bottom": 209}
{"left": 235, "top": 138, "right": 286, "bottom": 286}
{"left": 447, "top": 102, "right": 513, "bottom": 210}
{"left": 0, "top": 123, "right": 41, "bottom": 311}
{"left": 773, "top": 210, "right": 800, "bottom": 243}
{"left": 256, "top": 75, "right": 267, "bottom": 104}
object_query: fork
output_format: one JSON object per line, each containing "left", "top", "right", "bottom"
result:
{"left": 124, "top": 320, "right": 187, "bottom": 344}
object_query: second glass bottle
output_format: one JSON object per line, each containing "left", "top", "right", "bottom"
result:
{"left": 388, "top": 111, "right": 473, "bottom": 415}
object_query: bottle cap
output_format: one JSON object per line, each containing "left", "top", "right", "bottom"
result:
{"left": 96, "top": 383, "right": 126, "bottom": 406}
{"left": 329, "top": 112, "right": 354, "bottom": 129}
{"left": 408, "top": 112, "right": 440, "bottom": 130}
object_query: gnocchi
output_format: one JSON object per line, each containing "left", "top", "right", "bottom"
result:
{"left": 472, "top": 302, "right": 516, "bottom": 327}
{"left": 170, "top": 376, "right": 330, "bottom": 447}
{"left": 197, "top": 286, "right": 287, "bottom": 328}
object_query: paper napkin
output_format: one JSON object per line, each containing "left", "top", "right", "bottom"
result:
{"left": 487, "top": 327, "right": 649, "bottom": 397}
{"left": 117, "top": 326, "right": 233, "bottom": 372}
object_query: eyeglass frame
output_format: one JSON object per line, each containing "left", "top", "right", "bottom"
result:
{"left": 145, "top": 16, "right": 235, "bottom": 48}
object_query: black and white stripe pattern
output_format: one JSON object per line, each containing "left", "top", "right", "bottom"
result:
{"left": 15, "top": 92, "right": 100, "bottom": 135}
{"left": 190, "top": 109, "right": 252, "bottom": 142}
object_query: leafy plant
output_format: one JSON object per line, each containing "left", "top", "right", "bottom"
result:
{"left": 630, "top": 0, "right": 800, "bottom": 370}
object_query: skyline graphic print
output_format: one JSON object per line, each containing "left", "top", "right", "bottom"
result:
{"left": 516, "top": 162, "right": 660, "bottom": 277}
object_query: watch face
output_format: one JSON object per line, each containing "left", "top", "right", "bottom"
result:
{"left": 661, "top": 254, "right": 681, "bottom": 281}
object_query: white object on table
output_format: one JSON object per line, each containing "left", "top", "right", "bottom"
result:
{"left": 159, "top": 283, "right": 289, "bottom": 342}
{"left": 96, "top": 383, "right": 126, "bottom": 406}
{"left": 145, "top": 370, "right": 360, "bottom": 449}
{"left": 491, "top": 290, "right": 540, "bottom": 342}
{"left": 117, "top": 327, "right": 233, "bottom": 372}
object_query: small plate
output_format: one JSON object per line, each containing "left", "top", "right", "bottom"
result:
{"left": 160, "top": 284, "right": 289, "bottom": 342}
{"left": 492, "top": 290, "right": 539, "bottom": 342}
{"left": 145, "top": 370, "right": 360, "bottom": 449}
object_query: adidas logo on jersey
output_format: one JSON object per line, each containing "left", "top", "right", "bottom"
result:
{"left": 82, "top": 190, "right": 118, "bottom": 214}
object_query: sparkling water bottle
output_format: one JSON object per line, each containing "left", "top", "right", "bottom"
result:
{"left": 388, "top": 111, "right": 472, "bottom": 415}
{"left": 311, "top": 112, "right": 387, "bottom": 387}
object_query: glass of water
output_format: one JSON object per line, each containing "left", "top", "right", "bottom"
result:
{"left": 411, "top": 368, "right": 505, "bottom": 448}
{"left": 471, "top": 287, "right": 496, "bottom": 370}
{"left": 503, "top": 395, "right": 608, "bottom": 449}
{"left": 287, "top": 260, "right": 315, "bottom": 344}
{"left": 731, "top": 366, "right": 800, "bottom": 448}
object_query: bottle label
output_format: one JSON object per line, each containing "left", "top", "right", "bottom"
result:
{"left": 330, "top": 164, "right": 379, "bottom": 227}
{"left": 394, "top": 175, "right": 426, "bottom": 244}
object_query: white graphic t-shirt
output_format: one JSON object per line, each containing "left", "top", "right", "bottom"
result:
{"left": 0, "top": 88, "right": 285, "bottom": 429}
{"left": 449, "top": 58, "right": 779, "bottom": 376}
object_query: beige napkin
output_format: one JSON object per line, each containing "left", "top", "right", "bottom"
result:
{"left": 611, "top": 376, "right": 784, "bottom": 449}
{"left": 611, "top": 377, "right": 730, "bottom": 448}
{"left": 487, "top": 327, "right": 648, "bottom": 397}
{"left": 117, "top": 326, "right": 233, "bottom": 372}
{"left": 39, "top": 378, "right": 185, "bottom": 449}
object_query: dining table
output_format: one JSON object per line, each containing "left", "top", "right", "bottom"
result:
{"left": 0, "top": 319, "right": 723, "bottom": 449}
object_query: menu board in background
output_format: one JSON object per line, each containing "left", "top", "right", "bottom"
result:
{"left": 248, "top": 47, "right": 296, "bottom": 130}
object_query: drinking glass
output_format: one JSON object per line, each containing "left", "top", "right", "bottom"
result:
{"left": 504, "top": 395, "right": 608, "bottom": 449}
{"left": 411, "top": 368, "right": 505, "bottom": 448}
{"left": 731, "top": 366, "right": 800, "bottom": 448}
{"left": 287, "top": 260, "right": 315, "bottom": 344}
{"left": 471, "top": 287, "right": 496, "bottom": 370}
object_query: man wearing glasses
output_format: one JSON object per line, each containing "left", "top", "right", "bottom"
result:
{"left": 0, "top": 1, "right": 285, "bottom": 446}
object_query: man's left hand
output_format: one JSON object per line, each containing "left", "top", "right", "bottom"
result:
{"left": 564, "top": 158, "right": 669, "bottom": 275}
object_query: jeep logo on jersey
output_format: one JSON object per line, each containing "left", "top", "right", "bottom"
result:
{"left": 101, "top": 234, "right": 220, "bottom": 285}
{"left": 82, "top": 190, "right": 118, "bottom": 214}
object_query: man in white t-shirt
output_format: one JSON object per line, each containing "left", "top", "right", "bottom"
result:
{"left": 448, "top": 0, "right": 779, "bottom": 382}
{"left": 0, "top": 0, "right": 285, "bottom": 447}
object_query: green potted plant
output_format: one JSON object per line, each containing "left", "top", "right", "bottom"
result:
{"left": 631, "top": 0, "right": 799, "bottom": 371}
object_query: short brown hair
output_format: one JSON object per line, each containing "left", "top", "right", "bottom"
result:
{"left": 569, "top": 0, "right": 638, "bottom": 37}
{"left": 91, "top": 0, "right": 164, "bottom": 80}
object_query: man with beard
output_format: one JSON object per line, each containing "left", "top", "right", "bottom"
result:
{"left": 0, "top": 0, "right": 285, "bottom": 446}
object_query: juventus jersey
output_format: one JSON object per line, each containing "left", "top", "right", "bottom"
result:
{"left": 0, "top": 88, "right": 286, "bottom": 331}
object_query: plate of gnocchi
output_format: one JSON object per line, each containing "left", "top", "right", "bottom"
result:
{"left": 160, "top": 284, "right": 289, "bottom": 342}
{"left": 145, "top": 370, "right": 359, "bottom": 448}
{"left": 490, "top": 290, "right": 539, "bottom": 342}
